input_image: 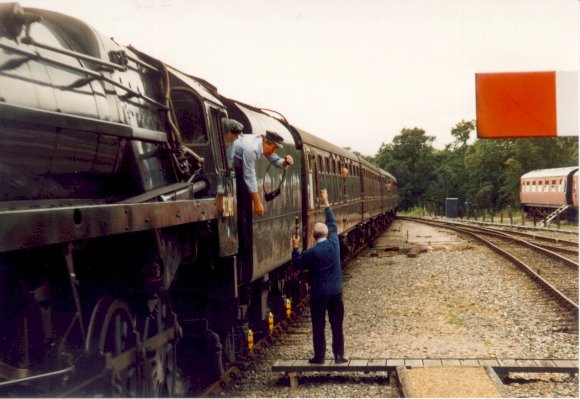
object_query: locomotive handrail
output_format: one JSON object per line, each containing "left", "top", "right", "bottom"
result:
{"left": 125, "top": 48, "right": 161, "bottom": 73}
{"left": 20, "top": 36, "right": 128, "bottom": 72}
{"left": 0, "top": 41, "right": 167, "bottom": 110}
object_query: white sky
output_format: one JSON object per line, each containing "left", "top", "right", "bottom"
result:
{"left": 21, "top": 0, "right": 579, "bottom": 156}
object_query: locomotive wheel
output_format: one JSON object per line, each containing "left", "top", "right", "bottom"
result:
{"left": 86, "top": 297, "right": 140, "bottom": 397}
{"left": 139, "top": 292, "right": 177, "bottom": 396}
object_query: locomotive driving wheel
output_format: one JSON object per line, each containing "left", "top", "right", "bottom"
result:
{"left": 139, "top": 292, "right": 178, "bottom": 397}
{"left": 86, "top": 297, "right": 140, "bottom": 397}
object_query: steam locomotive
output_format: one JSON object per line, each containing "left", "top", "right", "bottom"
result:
{"left": 0, "top": 3, "right": 398, "bottom": 396}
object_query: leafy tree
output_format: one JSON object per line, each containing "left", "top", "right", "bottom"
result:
{"left": 374, "top": 127, "right": 436, "bottom": 210}
{"left": 430, "top": 120, "right": 476, "bottom": 211}
{"left": 449, "top": 119, "right": 475, "bottom": 151}
{"left": 463, "top": 139, "right": 511, "bottom": 210}
{"left": 370, "top": 120, "right": 578, "bottom": 215}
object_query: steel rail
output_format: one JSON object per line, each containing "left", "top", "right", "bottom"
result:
{"left": 457, "top": 225, "right": 578, "bottom": 270}
{"left": 403, "top": 217, "right": 578, "bottom": 269}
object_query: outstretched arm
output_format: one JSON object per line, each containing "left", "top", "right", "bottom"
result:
{"left": 321, "top": 188, "right": 330, "bottom": 208}
{"left": 321, "top": 189, "right": 337, "bottom": 236}
{"left": 267, "top": 153, "right": 294, "bottom": 168}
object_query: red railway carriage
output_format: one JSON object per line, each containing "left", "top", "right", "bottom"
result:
{"left": 520, "top": 166, "right": 579, "bottom": 217}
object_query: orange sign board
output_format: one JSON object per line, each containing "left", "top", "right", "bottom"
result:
{"left": 475, "top": 71, "right": 578, "bottom": 138}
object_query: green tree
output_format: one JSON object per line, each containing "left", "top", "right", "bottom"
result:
{"left": 428, "top": 120, "right": 476, "bottom": 211}
{"left": 449, "top": 119, "right": 475, "bottom": 151}
{"left": 464, "top": 139, "right": 511, "bottom": 211}
{"left": 374, "top": 127, "right": 436, "bottom": 210}
{"left": 371, "top": 121, "right": 577, "bottom": 216}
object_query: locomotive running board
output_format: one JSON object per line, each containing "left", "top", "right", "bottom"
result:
{"left": 0, "top": 199, "right": 218, "bottom": 252}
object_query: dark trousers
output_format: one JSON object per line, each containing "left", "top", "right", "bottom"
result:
{"left": 235, "top": 167, "right": 253, "bottom": 283}
{"left": 310, "top": 293, "right": 345, "bottom": 359}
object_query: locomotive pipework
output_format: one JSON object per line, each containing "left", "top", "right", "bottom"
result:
{"left": 0, "top": 3, "right": 398, "bottom": 396}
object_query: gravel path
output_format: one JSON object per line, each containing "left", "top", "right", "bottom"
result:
{"left": 224, "top": 220, "right": 578, "bottom": 397}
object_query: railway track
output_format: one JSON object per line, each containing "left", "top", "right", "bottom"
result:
{"left": 220, "top": 220, "right": 578, "bottom": 398}
{"left": 452, "top": 220, "right": 578, "bottom": 259}
{"left": 202, "top": 217, "right": 578, "bottom": 397}
{"left": 401, "top": 217, "right": 579, "bottom": 316}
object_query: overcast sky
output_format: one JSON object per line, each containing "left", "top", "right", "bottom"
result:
{"left": 21, "top": 0, "right": 579, "bottom": 156}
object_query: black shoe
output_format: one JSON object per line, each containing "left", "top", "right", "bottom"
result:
{"left": 308, "top": 357, "right": 325, "bottom": 364}
{"left": 334, "top": 355, "right": 349, "bottom": 364}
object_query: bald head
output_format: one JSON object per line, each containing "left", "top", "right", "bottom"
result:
{"left": 313, "top": 222, "right": 328, "bottom": 240}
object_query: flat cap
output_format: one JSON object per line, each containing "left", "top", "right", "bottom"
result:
{"left": 226, "top": 119, "right": 244, "bottom": 134}
{"left": 265, "top": 130, "right": 284, "bottom": 148}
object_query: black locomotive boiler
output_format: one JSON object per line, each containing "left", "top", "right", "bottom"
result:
{"left": 0, "top": 3, "right": 398, "bottom": 396}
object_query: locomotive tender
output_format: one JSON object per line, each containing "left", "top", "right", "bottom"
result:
{"left": 0, "top": 3, "right": 398, "bottom": 396}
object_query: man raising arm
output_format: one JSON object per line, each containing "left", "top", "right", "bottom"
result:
{"left": 292, "top": 189, "right": 348, "bottom": 364}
